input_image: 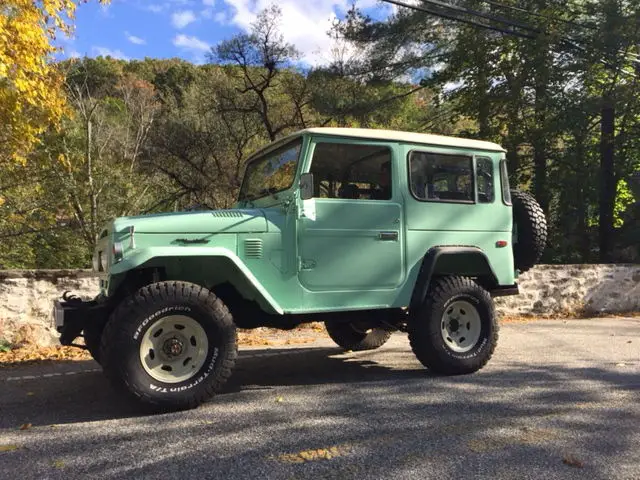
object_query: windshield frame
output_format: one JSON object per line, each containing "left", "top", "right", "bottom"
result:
{"left": 237, "top": 137, "right": 304, "bottom": 203}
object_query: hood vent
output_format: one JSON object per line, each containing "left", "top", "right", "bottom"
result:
{"left": 212, "top": 210, "right": 244, "bottom": 218}
{"left": 244, "top": 239, "right": 263, "bottom": 259}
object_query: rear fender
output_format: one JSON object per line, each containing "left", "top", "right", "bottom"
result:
{"left": 409, "top": 247, "right": 501, "bottom": 312}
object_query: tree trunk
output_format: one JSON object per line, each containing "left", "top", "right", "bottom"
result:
{"left": 86, "top": 118, "right": 98, "bottom": 249}
{"left": 599, "top": 98, "right": 616, "bottom": 262}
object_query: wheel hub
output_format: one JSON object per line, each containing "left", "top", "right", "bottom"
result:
{"left": 448, "top": 318, "right": 460, "bottom": 332}
{"left": 139, "top": 315, "right": 209, "bottom": 384}
{"left": 163, "top": 337, "right": 184, "bottom": 357}
{"left": 440, "top": 300, "right": 482, "bottom": 353}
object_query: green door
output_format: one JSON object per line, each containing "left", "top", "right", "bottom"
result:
{"left": 297, "top": 139, "right": 405, "bottom": 292}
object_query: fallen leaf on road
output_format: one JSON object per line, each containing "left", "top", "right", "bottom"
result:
{"left": 52, "top": 460, "right": 65, "bottom": 469}
{"left": 0, "top": 345, "right": 90, "bottom": 367}
{"left": 275, "top": 396, "right": 284, "bottom": 403}
{"left": 276, "top": 445, "right": 347, "bottom": 463}
{"left": 26, "top": 392, "right": 34, "bottom": 396}
{"left": 563, "top": 455, "right": 584, "bottom": 468}
{"left": 0, "top": 445, "right": 19, "bottom": 453}
{"left": 19, "top": 423, "right": 32, "bottom": 431}
{"left": 616, "top": 363, "right": 627, "bottom": 367}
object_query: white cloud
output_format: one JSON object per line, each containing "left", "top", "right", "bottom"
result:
{"left": 201, "top": 8, "right": 213, "bottom": 19}
{"left": 92, "top": 46, "right": 130, "bottom": 60}
{"left": 220, "top": 0, "right": 382, "bottom": 66}
{"left": 146, "top": 4, "right": 165, "bottom": 13}
{"left": 173, "top": 34, "right": 210, "bottom": 52}
{"left": 172, "top": 10, "right": 197, "bottom": 28}
{"left": 125, "top": 32, "right": 146, "bottom": 45}
{"left": 214, "top": 11, "right": 227, "bottom": 23}
{"left": 203, "top": 0, "right": 215, "bottom": 5}
{"left": 67, "top": 50, "right": 81, "bottom": 59}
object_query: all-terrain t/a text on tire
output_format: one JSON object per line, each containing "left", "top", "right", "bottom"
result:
{"left": 100, "top": 281, "right": 237, "bottom": 412}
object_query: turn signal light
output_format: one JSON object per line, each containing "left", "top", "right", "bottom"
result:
{"left": 113, "top": 242, "right": 124, "bottom": 263}
{"left": 496, "top": 240, "right": 508, "bottom": 248}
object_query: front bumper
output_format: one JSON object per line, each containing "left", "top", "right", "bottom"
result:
{"left": 52, "top": 294, "right": 110, "bottom": 346}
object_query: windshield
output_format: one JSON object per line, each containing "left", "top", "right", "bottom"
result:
{"left": 238, "top": 139, "right": 302, "bottom": 202}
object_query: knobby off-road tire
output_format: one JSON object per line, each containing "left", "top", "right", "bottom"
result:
{"left": 409, "top": 276, "right": 498, "bottom": 375}
{"left": 325, "top": 321, "right": 392, "bottom": 351}
{"left": 100, "top": 281, "right": 237, "bottom": 412}
{"left": 511, "top": 189, "right": 547, "bottom": 273}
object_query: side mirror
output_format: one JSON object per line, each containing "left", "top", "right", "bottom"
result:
{"left": 300, "top": 172, "right": 314, "bottom": 200}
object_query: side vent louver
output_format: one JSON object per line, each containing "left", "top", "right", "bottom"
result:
{"left": 244, "top": 239, "right": 263, "bottom": 259}
{"left": 211, "top": 210, "right": 244, "bottom": 218}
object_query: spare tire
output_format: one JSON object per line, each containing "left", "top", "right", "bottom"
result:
{"left": 511, "top": 189, "right": 547, "bottom": 273}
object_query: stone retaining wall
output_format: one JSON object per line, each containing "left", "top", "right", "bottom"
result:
{"left": 0, "top": 265, "right": 638, "bottom": 346}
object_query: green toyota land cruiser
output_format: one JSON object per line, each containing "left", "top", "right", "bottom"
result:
{"left": 53, "top": 128, "right": 547, "bottom": 411}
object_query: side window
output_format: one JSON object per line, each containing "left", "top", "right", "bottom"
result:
{"left": 500, "top": 159, "right": 512, "bottom": 205}
{"left": 309, "top": 142, "right": 392, "bottom": 200}
{"left": 409, "top": 151, "right": 474, "bottom": 202}
{"left": 476, "top": 157, "right": 495, "bottom": 203}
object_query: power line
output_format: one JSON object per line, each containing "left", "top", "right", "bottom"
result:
{"left": 478, "top": 0, "right": 597, "bottom": 31}
{"left": 419, "top": 0, "right": 541, "bottom": 34}
{"left": 380, "top": 0, "right": 536, "bottom": 39}
{"left": 381, "top": 0, "right": 637, "bottom": 78}
{"left": 478, "top": 0, "right": 640, "bottom": 62}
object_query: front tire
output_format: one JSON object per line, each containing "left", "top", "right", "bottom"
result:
{"left": 100, "top": 281, "right": 237, "bottom": 411}
{"left": 325, "top": 321, "right": 392, "bottom": 351}
{"left": 409, "top": 276, "right": 498, "bottom": 374}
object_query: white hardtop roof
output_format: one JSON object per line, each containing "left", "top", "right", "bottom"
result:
{"left": 246, "top": 127, "right": 505, "bottom": 162}
{"left": 305, "top": 127, "right": 505, "bottom": 152}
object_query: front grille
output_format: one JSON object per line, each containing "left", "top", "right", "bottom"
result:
{"left": 244, "top": 239, "right": 263, "bottom": 259}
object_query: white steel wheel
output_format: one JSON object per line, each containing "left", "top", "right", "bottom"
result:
{"left": 440, "top": 300, "right": 482, "bottom": 353}
{"left": 139, "top": 315, "right": 209, "bottom": 384}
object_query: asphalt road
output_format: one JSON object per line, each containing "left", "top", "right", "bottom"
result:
{"left": 1, "top": 318, "right": 638, "bottom": 480}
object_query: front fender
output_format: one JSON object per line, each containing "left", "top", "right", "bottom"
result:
{"left": 109, "top": 246, "right": 284, "bottom": 315}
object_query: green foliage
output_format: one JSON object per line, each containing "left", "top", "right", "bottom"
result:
{"left": 0, "top": 339, "right": 12, "bottom": 353}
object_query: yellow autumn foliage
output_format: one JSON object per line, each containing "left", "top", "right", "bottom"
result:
{"left": 0, "top": 1, "right": 108, "bottom": 164}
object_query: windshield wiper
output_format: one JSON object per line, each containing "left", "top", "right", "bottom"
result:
{"left": 259, "top": 187, "right": 278, "bottom": 196}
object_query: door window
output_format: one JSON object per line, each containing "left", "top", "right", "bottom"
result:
{"left": 309, "top": 142, "right": 392, "bottom": 200}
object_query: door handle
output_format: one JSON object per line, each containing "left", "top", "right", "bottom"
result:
{"left": 378, "top": 231, "right": 398, "bottom": 241}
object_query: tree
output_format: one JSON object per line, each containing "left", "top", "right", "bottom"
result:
{"left": 210, "top": 5, "right": 309, "bottom": 141}
{"left": 0, "top": 1, "right": 107, "bottom": 165}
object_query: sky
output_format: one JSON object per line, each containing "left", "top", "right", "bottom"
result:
{"left": 56, "top": 0, "right": 395, "bottom": 66}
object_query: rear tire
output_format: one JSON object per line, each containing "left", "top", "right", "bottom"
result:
{"left": 100, "top": 281, "right": 237, "bottom": 412}
{"left": 325, "top": 321, "right": 392, "bottom": 351}
{"left": 409, "top": 276, "right": 498, "bottom": 375}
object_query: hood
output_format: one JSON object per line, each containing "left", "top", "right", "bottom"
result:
{"left": 112, "top": 209, "right": 269, "bottom": 235}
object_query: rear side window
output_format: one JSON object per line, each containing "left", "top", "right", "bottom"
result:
{"left": 409, "top": 151, "right": 474, "bottom": 202}
{"left": 500, "top": 159, "right": 512, "bottom": 205}
{"left": 476, "top": 157, "right": 495, "bottom": 203}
